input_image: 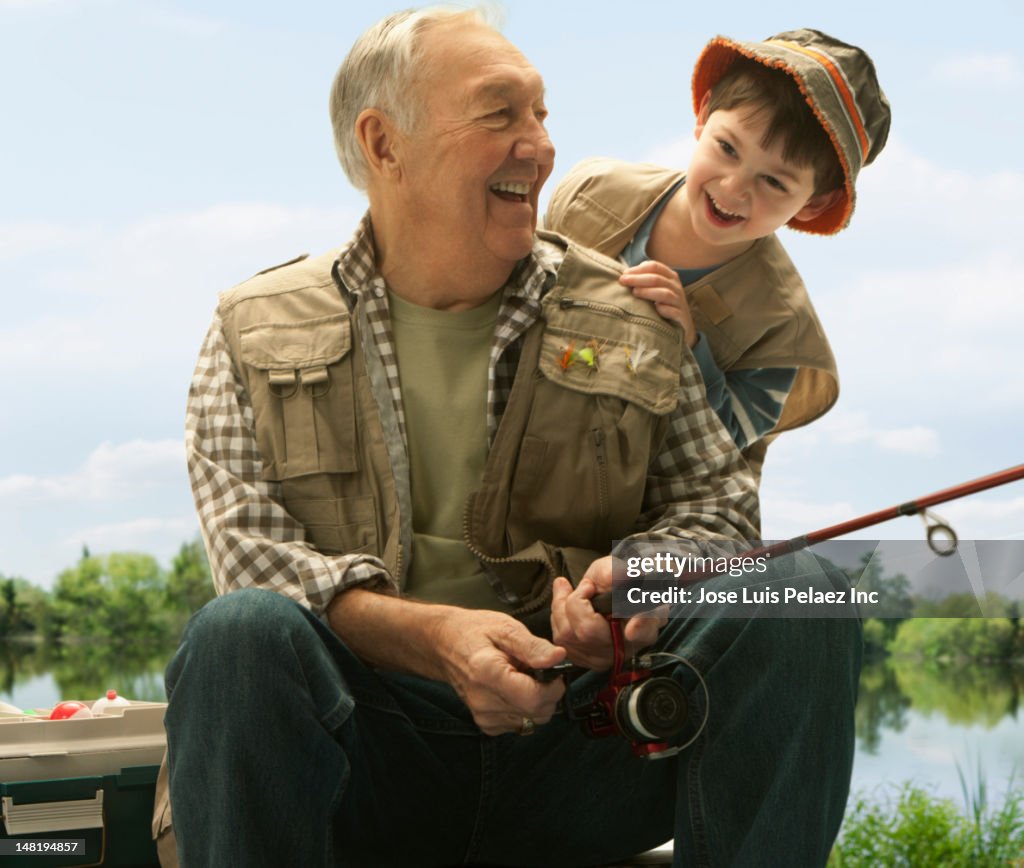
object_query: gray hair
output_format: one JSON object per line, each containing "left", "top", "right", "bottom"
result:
{"left": 329, "top": 5, "right": 504, "bottom": 190}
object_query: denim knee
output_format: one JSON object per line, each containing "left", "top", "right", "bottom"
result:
{"left": 182, "top": 587, "right": 309, "bottom": 650}
{"left": 167, "top": 588, "right": 356, "bottom": 732}
{"left": 168, "top": 589, "right": 330, "bottom": 696}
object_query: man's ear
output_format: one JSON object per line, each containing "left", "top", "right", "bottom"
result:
{"left": 793, "top": 188, "right": 843, "bottom": 222}
{"left": 355, "top": 108, "right": 402, "bottom": 181}
{"left": 694, "top": 90, "right": 712, "bottom": 139}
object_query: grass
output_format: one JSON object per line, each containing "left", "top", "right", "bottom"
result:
{"left": 829, "top": 767, "right": 1024, "bottom": 867}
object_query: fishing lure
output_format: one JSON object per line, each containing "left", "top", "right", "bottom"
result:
{"left": 624, "top": 340, "right": 659, "bottom": 376}
{"left": 558, "top": 341, "right": 577, "bottom": 372}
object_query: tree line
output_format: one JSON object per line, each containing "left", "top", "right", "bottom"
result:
{"left": 0, "top": 539, "right": 215, "bottom": 644}
{"left": 2, "top": 546, "right": 1022, "bottom": 661}
{"left": 850, "top": 553, "right": 1023, "bottom": 662}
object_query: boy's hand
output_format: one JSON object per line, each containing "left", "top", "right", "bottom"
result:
{"left": 619, "top": 260, "right": 698, "bottom": 348}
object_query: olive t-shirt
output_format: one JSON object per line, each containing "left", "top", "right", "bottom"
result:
{"left": 388, "top": 288, "right": 515, "bottom": 613}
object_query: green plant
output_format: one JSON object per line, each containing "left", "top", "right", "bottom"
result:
{"left": 829, "top": 778, "right": 1024, "bottom": 867}
{"left": 956, "top": 760, "right": 1024, "bottom": 866}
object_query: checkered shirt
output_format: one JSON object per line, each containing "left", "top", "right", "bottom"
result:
{"left": 186, "top": 213, "right": 760, "bottom": 615}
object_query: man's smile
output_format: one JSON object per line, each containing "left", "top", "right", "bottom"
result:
{"left": 489, "top": 180, "right": 532, "bottom": 202}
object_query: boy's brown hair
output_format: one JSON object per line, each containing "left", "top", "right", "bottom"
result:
{"left": 705, "top": 57, "right": 845, "bottom": 196}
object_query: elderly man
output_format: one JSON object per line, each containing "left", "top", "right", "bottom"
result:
{"left": 165, "top": 7, "right": 861, "bottom": 867}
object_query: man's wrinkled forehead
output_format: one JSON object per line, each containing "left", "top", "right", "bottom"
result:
{"left": 418, "top": 18, "right": 545, "bottom": 97}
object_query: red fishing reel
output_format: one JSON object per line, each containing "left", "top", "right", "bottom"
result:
{"left": 576, "top": 617, "right": 692, "bottom": 759}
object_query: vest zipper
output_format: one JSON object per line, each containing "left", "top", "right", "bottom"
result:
{"left": 592, "top": 428, "right": 609, "bottom": 518}
{"left": 462, "top": 499, "right": 555, "bottom": 618}
{"left": 558, "top": 297, "right": 677, "bottom": 338}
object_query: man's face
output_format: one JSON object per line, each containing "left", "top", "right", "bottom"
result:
{"left": 396, "top": 21, "right": 555, "bottom": 270}
{"left": 685, "top": 106, "right": 822, "bottom": 249}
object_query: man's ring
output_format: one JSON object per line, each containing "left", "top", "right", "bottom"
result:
{"left": 519, "top": 717, "right": 536, "bottom": 736}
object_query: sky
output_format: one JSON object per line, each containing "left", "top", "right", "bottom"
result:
{"left": 1, "top": 0, "right": 1022, "bottom": 590}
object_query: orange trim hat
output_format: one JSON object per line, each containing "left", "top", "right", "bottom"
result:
{"left": 692, "top": 29, "right": 891, "bottom": 235}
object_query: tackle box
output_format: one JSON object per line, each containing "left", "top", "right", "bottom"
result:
{"left": 0, "top": 701, "right": 166, "bottom": 867}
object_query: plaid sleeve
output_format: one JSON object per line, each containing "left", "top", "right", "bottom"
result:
{"left": 185, "top": 313, "right": 397, "bottom": 614}
{"left": 632, "top": 347, "right": 762, "bottom": 546}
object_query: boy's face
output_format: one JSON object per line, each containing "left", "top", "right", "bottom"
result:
{"left": 685, "top": 104, "right": 835, "bottom": 249}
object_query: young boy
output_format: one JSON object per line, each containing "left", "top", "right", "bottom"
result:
{"left": 545, "top": 29, "right": 891, "bottom": 473}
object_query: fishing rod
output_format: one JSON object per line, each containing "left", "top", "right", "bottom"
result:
{"left": 594, "top": 463, "right": 1024, "bottom": 614}
{"left": 575, "top": 464, "right": 1024, "bottom": 758}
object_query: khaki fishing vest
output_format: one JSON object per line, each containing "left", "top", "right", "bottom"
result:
{"left": 218, "top": 236, "right": 684, "bottom": 623}
{"left": 545, "top": 158, "right": 840, "bottom": 468}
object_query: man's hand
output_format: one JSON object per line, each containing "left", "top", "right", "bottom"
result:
{"left": 550, "top": 556, "right": 667, "bottom": 671}
{"left": 619, "top": 260, "right": 698, "bottom": 348}
{"left": 428, "top": 605, "right": 565, "bottom": 736}
{"left": 327, "top": 589, "right": 566, "bottom": 736}
{"left": 434, "top": 609, "right": 567, "bottom": 735}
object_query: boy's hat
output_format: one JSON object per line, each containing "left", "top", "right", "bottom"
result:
{"left": 692, "top": 28, "right": 891, "bottom": 235}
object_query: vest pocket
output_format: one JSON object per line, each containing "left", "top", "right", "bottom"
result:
{"left": 504, "top": 309, "right": 679, "bottom": 553}
{"left": 537, "top": 300, "right": 681, "bottom": 416}
{"left": 239, "top": 315, "right": 358, "bottom": 480}
{"left": 283, "top": 493, "right": 378, "bottom": 555}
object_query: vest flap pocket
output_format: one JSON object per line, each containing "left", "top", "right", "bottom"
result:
{"left": 537, "top": 321, "right": 680, "bottom": 416}
{"left": 285, "top": 494, "right": 378, "bottom": 555}
{"left": 238, "top": 315, "right": 357, "bottom": 480}
{"left": 239, "top": 314, "right": 351, "bottom": 370}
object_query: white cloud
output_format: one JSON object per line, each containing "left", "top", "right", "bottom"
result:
{"left": 759, "top": 495, "right": 857, "bottom": 541}
{"left": 0, "top": 439, "right": 184, "bottom": 501}
{"left": 932, "top": 52, "right": 1021, "bottom": 86}
{"left": 145, "top": 4, "right": 224, "bottom": 38}
{"left": 812, "top": 256, "right": 1024, "bottom": 411}
{"left": 854, "top": 136, "right": 1024, "bottom": 248}
{"left": 0, "top": 0, "right": 222, "bottom": 34}
{"left": 760, "top": 493, "right": 1024, "bottom": 546}
{"left": 779, "top": 409, "right": 942, "bottom": 458}
{"left": 0, "top": 221, "right": 90, "bottom": 261}
{"left": 644, "top": 135, "right": 696, "bottom": 170}
{"left": 941, "top": 495, "right": 1024, "bottom": 541}
{"left": 62, "top": 515, "right": 198, "bottom": 549}
{"left": 0, "top": 201, "right": 362, "bottom": 375}
{"left": 0, "top": 0, "right": 66, "bottom": 7}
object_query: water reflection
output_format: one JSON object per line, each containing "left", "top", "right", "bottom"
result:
{"left": 855, "top": 660, "right": 911, "bottom": 754}
{"left": 856, "top": 657, "right": 1023, "bottom": 753}
{"left": 1, "top": 638, "right": 178, "bottom": 706}
{"left": 4, "top": 639, "right": 1022, "bottom": 741}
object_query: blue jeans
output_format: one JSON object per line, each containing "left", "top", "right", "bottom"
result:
{"left": 164, "top": 552, "right": 861, "bottom": 867}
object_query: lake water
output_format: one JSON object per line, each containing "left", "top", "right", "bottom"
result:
{"left": 3, "top": 641, "right": 1022, "bottom": 807}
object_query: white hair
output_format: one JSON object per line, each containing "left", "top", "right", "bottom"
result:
{"left": 329, "top": 4, "right": 504, "bottom": 190}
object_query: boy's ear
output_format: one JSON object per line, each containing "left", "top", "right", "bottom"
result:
{"left": 355, "top": 108, "right": 403, "bottom": 181}
{"left": 694, "top": 90, "right": 712, "bottom": 139}
{"left": 793, "top": 189, "right": 843, "bottom": 222}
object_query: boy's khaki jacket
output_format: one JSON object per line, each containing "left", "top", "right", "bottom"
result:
{"left": 545, "top": 158, "right": 840, "bottom": 467}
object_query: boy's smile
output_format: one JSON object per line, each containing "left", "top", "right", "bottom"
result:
{"left": 704, "top": 191, "right": 746, "bottom": 227}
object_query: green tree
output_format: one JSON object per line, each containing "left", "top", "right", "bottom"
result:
{"left": 165, "top": 538, "right": 216, "bottom": 616}
{"left": 891, "top": 617, "right": 1017, "bottom": 664}
{"left": 0, "top": 574, "right": 51, "bottom": 637}
{"left": 845, "top": 553, "right": 913, "bottom": 643}
{"left": 915, "top": 591, "right": 1014, "bottom": 619}
{"left": 50, "top": 552, "right": 171, "bottom": 643}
